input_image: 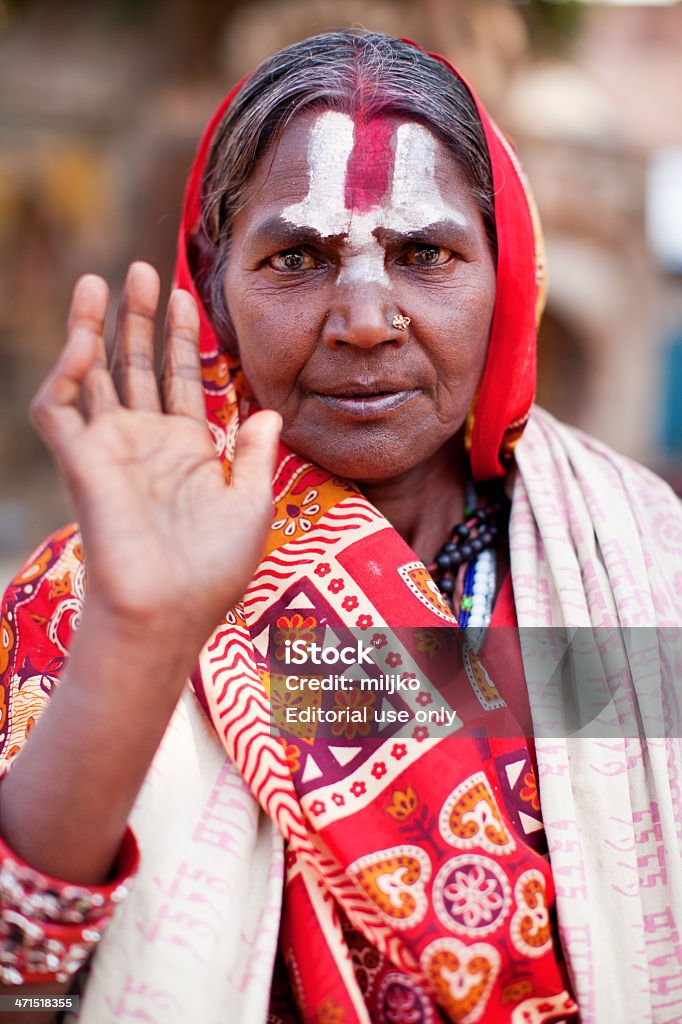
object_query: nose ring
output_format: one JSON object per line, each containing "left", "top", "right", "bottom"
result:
{"left": 392, "top": 314, "right": 411, "bottom": 331}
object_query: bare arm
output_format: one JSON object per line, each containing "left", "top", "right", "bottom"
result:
{"left": 0, "top": 265, "right": 280, "bottom": 994}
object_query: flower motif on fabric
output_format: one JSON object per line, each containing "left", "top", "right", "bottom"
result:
{"left": 519, "top": 771, "right": 540, "bottom": 812}
{"left": 274, "top": 614, "right": 317, "bottom": 660}
{"left": 328, "top": 579, "right": 345, "bottom": 594}
{"left": 371, "top": 761, "right": 387, "bottom": 780}
{"left": 309, "top": 801, "right": 326, "bottom": 817}
{"left": 421, "top": 936, "right": 500, "bottom": 1024}
{"left": 356, "top": 615, "right": 373, "bottom": 629}
{"left": 349, "top": 845, "right": 431, "bottom": 930}
{"left": 433, "top": 856, "right": 512, "bottom": 937}
{"left": 439, "top": 772, "right": 516, "bottom": 855}
{"left": 331, "top": 689, "right": 375, "bottom": 739}
{"left": 385, "top": 652, "right": 402, "bottom": 668}
{"left": 376, "top": 971, "right": 434, "bottom": 1024}
{"left": 391, "top": 743, "right": 407, "bottom": 761}
{"left": 384, "top": 786, "right": 419, "bottom": 822}
{"left": 413, "top": 726, "right": 429, "bottom": 741}
{"left": 350, "top": 781, "right": 366, "bottom": 798}
{"left": 279, "top": 741, "right": 301, "bottom": 774}
{"left": 510, "top": 869, "right": 552, "bottom": 958}
{"left": 272, "top": 489, "right": 321, "bottom": 537}
{"left": 48, "top": 573, "right": 72, "bottom": 602}
{"left": 314, "top": 563, "right": 332, "bottom": 578}
{"left": 371, "top": 633, "right": 388, "bottom": 649}
{"left": 341, "top": 595, "right": 359, "bottom": 612}
{"left": 415, "top": 691, "right": 433, "bottom": 707}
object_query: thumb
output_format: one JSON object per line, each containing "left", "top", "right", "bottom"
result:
{"left": 231, "top": 410, "right": 282, "bottom": 497}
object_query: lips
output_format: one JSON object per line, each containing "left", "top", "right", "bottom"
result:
{"left": 311, "top": 383, "right": 421, "bottom": 419}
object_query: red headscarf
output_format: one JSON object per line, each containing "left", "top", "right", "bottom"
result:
{"left": 174, "top": 46, "right": 546, "bottom": 481}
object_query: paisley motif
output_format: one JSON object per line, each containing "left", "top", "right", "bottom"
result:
{"left": 421, "top": 936, "right": 500, "bottom": 1024}
{"left": 0, "top": 613, "right": 15, "bottom": 676}
{"left": 510, "top": 992, "right": 579, "bottom": 1023}
{"left": 348, "top": 845, "right": 431, "bottom": 930}
{"left": 510, "top": 870, "right": 552, "bottom": 958}
{"left": 432, "top": 855, "right": 512, "bottom": 937}
{"left": 439, "top": 772, "right": 516, "bottom": 855}
{"left": 397, "top": 562, "right": 455, "bottom": 622}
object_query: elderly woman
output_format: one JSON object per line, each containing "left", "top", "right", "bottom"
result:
{"left": 0, "top": 29, "right": 680, "bottom": 1024}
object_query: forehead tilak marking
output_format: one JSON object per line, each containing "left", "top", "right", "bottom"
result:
{"left": 344, "top": 113, "right": 395, "bottom": 213}
{"left": 281, "top": 112, "right": 468, "bottom": 286}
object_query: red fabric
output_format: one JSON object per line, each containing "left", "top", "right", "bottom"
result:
{"left": 0, "top": 822, "right": 139, "bottom": 984}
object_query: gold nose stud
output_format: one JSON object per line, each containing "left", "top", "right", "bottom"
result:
{"left": 392, "top": 314, "right": 411, "bottom": 331}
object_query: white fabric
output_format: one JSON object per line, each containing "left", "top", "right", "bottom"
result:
{"left": 76, "top": 689, "right": 284, "bottom": 1024}
{"left": 512, "top": 407, "right": 682, "bottom": 1024}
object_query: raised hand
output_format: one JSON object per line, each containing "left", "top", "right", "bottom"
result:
{"left": 0, "top": 263, "right": 281, "bottom": 885}
{"left": 31, "top": 261, "right": 281, "bottom": 654}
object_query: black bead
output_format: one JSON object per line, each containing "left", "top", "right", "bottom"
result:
{"left": 444, "top": 541, "right": 458, "bottom": 555}
{"left": 470, "top": 536, "right": 483, "bottom": 554}
{"left": 435, "top": 553, "right": 452, "bottom": 571}
{"left": 450, "top": 549, "right": 464, "bottom": 567}
{"left": 460, "top": 543, "right": 473, "bottom": 560}
{"left": 438, "top": 576, "right": 455, "bottom": 594}
{"left": 481, "top": 530, "right": 494, "bottom": 545}
{"left": 474, "top": 508, "right": 487, "bottom": 523}
{"left": 488, "top": 525, "right": 498, "bottom": 539}
{"left": 454, "top": 523, "right": 470, "bottom": 539}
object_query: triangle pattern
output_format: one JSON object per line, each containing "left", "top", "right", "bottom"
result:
{"left": 252, "top": 626, "right": 270, "bottom": 657}
{"left": 329, "top": 746, "right": 362, "bottom": 767}
{"left": 301, "top": 754, "right": 323, "bottom": 784}
{"left": 505, "top": 758, "right": 526, "bottom": 791}
{"left": 286, "top": 592, "right": 315, "bottom": 610}
{"left": 519, "top": 811, "right": 544, "bottom": 835}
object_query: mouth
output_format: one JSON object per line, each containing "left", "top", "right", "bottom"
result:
{"left": 311, "top": 385, "right": 421, "bottom": 419}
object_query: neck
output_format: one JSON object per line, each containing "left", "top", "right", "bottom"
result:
{"left": 360, "top": 437, "right": 467, "bottom": 564}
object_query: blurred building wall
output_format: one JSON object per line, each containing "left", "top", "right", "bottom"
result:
{"left": 1, "top": 0, "right": 680, "bottom": 580}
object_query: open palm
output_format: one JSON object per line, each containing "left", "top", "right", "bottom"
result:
{"left": 31, "top": 263, "right": 281, "bottom": 652}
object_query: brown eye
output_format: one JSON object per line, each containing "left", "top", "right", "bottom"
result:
{"left": 404, "top": 244, "right": 452, "bottom": 267}
{"left": 269, "top": 248, "right": 318, "bottom": 272}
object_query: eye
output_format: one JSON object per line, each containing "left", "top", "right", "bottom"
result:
{"left": 268, "top": 248, "right": 321, "bottom": 272}
{"left": 402, "top": 244, "right": 453, "bottom": 268}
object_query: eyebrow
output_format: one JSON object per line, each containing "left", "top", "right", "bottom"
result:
{"left": 245, "top": 215, "right": 347, "bottom": 251}
{"left": 375, "top": 219, "right": 473, "bottom": 247}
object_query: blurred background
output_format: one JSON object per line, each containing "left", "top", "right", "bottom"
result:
{"left": 1, "top": 0, "right": 681, "bottom": 583}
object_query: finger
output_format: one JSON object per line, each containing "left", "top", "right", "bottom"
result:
{"left": 111, "top": 262, "right": 161, "bottom": 411}
{"left": 160, "top": 289, "right": 204, "bottom": 420}
{"left": 231, "top": 411, "right": 283, "bottom": 500}
{"left": 30, "top": 321, "right": 98, "bottom": 465}
{"left": 67, "top": 275, "right": 120, "bottom": 417}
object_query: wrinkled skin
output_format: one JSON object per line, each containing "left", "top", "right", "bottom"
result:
{"left": 225, "top": 109, "right": 497, "bottom": 488}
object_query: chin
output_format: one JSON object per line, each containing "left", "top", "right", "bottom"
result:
{"left": 286, "top": 433, "right": 441, "bottom": 484}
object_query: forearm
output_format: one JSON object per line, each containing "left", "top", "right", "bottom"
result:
{"left": 0, "top": 603, "right": 199, "bottom": 884}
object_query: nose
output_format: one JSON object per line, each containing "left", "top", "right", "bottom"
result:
{"left": 322, "top": 286, "right": 408, "bottom": 350}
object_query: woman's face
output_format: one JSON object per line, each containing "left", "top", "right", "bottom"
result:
{"left": 224, "top": 109, "right": 496, "bottom": 483}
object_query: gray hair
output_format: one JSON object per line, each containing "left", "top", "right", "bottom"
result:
{"left": 192, "top": 30, "right": 497, "bottom": 350}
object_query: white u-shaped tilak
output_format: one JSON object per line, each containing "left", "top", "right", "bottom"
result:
{"left": 281, "top": 112, "right": 468, "bottom": 287}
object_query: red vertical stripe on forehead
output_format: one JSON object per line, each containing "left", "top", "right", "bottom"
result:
{"left": 344, "top": 115, "right": 395, "bottom": 213}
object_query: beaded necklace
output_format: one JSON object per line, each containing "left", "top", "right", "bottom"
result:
{"left": 426, "top": 487, "right": 507, "bottom": 630}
